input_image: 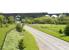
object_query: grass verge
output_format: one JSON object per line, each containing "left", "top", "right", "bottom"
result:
{"left": 23, "top": 30, "right": 39, "bottom": 50}
{"left": 31, "top": 24, "right": 69, "bottom": 42}
{"left": 0, "top": 24, "right": 16, "bottom": 48}
{"left": 2, "top": 28, "right": 39, "bottom": 50}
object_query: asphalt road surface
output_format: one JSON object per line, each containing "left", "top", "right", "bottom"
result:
{"left": 24, "top": 25, "right": 69, "bottom": 50}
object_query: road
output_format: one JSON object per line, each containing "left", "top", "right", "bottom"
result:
{"left": 24, "top": 25, "right": 69, "bottom": 50}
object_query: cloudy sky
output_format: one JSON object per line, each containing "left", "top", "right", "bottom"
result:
{"left": 0, "top": 0, "right": 69, "bottom": 13}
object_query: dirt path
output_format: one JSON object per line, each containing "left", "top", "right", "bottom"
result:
{"left": 24, "top": 25, "right": 69, "bottom": 50}
{"left": 2, "top": 30, "right": 23, "bottom": 50}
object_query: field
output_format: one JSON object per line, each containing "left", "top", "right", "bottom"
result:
{"left": 32, "top": 24, "right": 69, "bottom": 42}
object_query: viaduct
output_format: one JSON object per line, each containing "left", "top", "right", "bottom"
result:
{"left": 0, "top": 13, "right": 69, "bottom": 18}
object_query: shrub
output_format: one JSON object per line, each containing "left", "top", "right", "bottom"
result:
{"left": 64, "top": 25, "right": 69, "bottom": 36}
{"left": 18, "top": 39, "right": 25, "bottom": 50}
{"left": 16, "top": 23, "right": 22, "bottom": 32}
{"left": 59, "top": 29, "right": 63, "bottom": 34}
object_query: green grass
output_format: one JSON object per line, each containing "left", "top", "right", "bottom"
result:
{"left": 23, "top": 30, "right": 39, "bottom": 50}
{"left": 32, "top": 24, "right": 69, "bottom": 42}
{"left": 2, "top": 28, "right": 38, "bottom": 50}
{"left": 0, "top": 24, "right": 16, "bottom": 48}
{"left": 39, "top": 24, "right": 65, "bottom": 31}
{"left": 2, "top": 30, "right": 22, "bottom": 50}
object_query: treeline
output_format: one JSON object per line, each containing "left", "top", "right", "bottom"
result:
{"left": 0, "top": 15, "right": 14, "bottom": 27}
{"left": 1, "top": 14, "right": 69, "bottom": 25}
{"left": 25, "top": 16, "right": 69, "bottom": 24}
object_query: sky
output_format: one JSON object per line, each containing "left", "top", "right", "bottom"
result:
{"left": 0, "top": 0, "right": 69, "bottom": 13}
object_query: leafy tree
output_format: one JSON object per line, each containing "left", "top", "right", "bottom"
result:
{"left": 33, "top": 18, "right": 40, "bottom": 23}
{"left": 8, "top": 16, "right": 14, "bottom": 24}
{"left": 3, "top": 17, "right": 9, "bottom": 27}
{"left": 25, "top": 19, "right": 33, "bottom": 24}
{"left": 0, "top": 15, "right": 4, "bottom": 27}
{"left": 64, "top": 25, "right": 69, "bottom": 36}
{"left": 32, "top": 16, "right": 56, "bottom": 24}
{"left": 44, "top": 18, "right": 55, "bottom": 24}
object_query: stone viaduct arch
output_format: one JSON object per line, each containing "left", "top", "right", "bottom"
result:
{"left": 0, "top": 13, "right": 69, "bottom": 18}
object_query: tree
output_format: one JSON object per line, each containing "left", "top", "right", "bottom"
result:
{"left": 8, "top": 16, "right": 14, "bottom": 24}
{"left": 64, "top": 25, "right": 69, "bottom": 36}
{"left": 0, "top": 15, "right": 4, "bottom": 27}
{"left": 3, "top": 17, "right": 9, "bottom": 27}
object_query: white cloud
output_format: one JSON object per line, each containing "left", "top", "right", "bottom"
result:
{"left": 0, "top": 0, "right": 69, "bottom": 13}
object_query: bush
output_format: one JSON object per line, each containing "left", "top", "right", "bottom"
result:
{"left": 16, "top": 23, "right": 22, "bottom": 32}
{"left": 59, "top": 29, "right": 63, "bottom": 34}
{"left": 64, "top": 25, "right": 69, "bottom": 36}
{"left": 18, "top": 39, "right": 25, "bottom": 50}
